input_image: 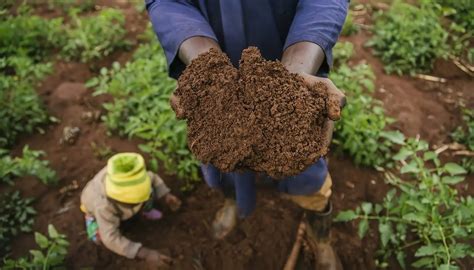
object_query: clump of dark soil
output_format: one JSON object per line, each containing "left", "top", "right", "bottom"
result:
{"left": 174, "top": 47, "right": 330, "bottom": 178}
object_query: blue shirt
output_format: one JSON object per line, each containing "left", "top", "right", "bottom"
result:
{"left": 146, "top": 0, "right": 348, "bottom": 215}
{"left": 146, "top": 0, "right": 348, "bottom": 78}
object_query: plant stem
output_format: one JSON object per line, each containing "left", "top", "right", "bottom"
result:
{"left": 438, "top": 225, "right": 451, "bottom": 265}
{"left": 400, "top": 240, "right": 421, "bottom": 250}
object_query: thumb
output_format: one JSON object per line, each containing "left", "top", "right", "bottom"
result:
{"left": 170, "top": 94, "right": 185, "bottom": 119}
{"left": 299, "top": 73, "right": 346, "bottom": 121}
{"left": 327, "top": 86, "right": 346, "bottom": 121}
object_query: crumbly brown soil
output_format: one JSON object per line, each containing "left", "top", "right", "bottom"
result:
{"left": 175, "top": 47, "right": 329, "bottom": 178}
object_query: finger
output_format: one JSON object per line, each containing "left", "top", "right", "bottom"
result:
{"left": 160, "top": 255, "right": 173, "bottom": 264}
{"left": 173, "top": 200, "right": 182, "bottom": 211}
{"left": 326, "top": 87, "right": 346, "bottom": 121}
{"left": 299, "top": 73, "right": 345, "bottom": 121}
{"left": 169, "top": 94, "right": 185, "bottom": 119}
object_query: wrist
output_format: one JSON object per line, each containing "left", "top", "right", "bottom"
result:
{"left": 179, "top": 36, "right": 221, "bottom": 65}
{"left": 136, "top": 246, "right": 150, "bottom": 260}
{"left": 281, "top": 42, "right": 325, "bottom": 75}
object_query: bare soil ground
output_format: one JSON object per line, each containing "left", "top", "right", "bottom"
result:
{"left": 6, "top": 1, "right": 473, "bottom": 269}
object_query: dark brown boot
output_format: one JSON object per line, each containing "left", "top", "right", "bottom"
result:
{"left": 305, "top": 202, "right": 343, "bottom": 270}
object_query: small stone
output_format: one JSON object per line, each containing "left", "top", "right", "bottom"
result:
{"left": 60, "top": 126, "right": 81, "bottom": 145}
{"left": 81, "top": 111, "right": 101, "bottom": 123}
{"left": 345, "top": 181, "right": 355, "bottom": 189}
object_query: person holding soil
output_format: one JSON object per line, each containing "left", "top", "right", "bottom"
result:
{"left": 147, "top": 1, "right": 348, "bottom": 269}
{"left": 80, "top": 153, "right": 182, "bottom": 268}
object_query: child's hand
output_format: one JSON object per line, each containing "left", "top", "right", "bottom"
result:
{"left": 137, "top": 247, "right": 172, "bottom": 269}
{"left": 164, "top": 193, "right": 181, "bottom": 212}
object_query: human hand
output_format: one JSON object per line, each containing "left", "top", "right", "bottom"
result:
{"left": 297, "top": 72, "right": 346, "bottom": 121}
{"left": 297, "top": 73, "right": 345, "bottom": 148}
{"left": 164, "top": 193, "right": 182, "bottom": 212}
{"left": 137, "top": 247, "right": 172, "bottom": 269}
{"left": 170, "top": 94, "right": 184, "bottom": 119}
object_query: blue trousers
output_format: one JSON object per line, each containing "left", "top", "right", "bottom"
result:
{"left": 201, "top": 158, "right": 328, "bottom": 217}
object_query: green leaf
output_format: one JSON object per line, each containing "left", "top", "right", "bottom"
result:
{"left": 415, "top": 245, "right": 437, "bottom": 257}
{"left": 412, "top": 257, "right": 434, "bottom": 268}
{"left": 423, "top": 151, "right": 437, "bottom": 161}
{"left": 334, "top": 210, "right": 358, "bottom": 222}
{"left": 29, "top": 250, "right": 45, "bottom": 260}
{"left": 393, "top": 148, "right": 412, "bottom": 161}
{"left": 378, "top": 222, "right": 391, "bottom": 247}
{"left": 358, "top": 219, "right": 369, "bottom": 238}
{"left": 400, "top": 161, "right": 419, "bottom": 174}
{"left": 35, "top": 232, "right": 49, "bottom": 249}
{"left": 396, "top": 251, "right": 406, "bottom": 269}
{"left": 149, "top": 158, "right": 159, "bottom": 172}
{"left": 403, "top": 213, "right": 426, "bottom": 223}
{"left": 441, "top": 176, "right": 465, "bottom": 185}
{"left": 444, "top": 163, "right": 467, "bottom": 176}
{"left": 381, "top": 130, "right": 405, "bottom": 144}
{"left": 438, "top": 264, "right": 459, "bottom": 270}
{"left": 48, "top": 224, "right": 59, "bottom": 238}
{"left": 138, "top": 143, "right": 152, "bottom": 153}
{"left": 361, "top": 202, "right": 373, "bottom": 215}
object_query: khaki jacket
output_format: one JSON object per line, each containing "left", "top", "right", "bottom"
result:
{"left": 80, "top": 167, "right": 170, "bottom": 259}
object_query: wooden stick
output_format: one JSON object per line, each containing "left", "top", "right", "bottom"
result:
{"left": 451, "top": 56, "right": 474, "bottom": 76}
{"left": 414, "top": 74, "right": 447, "bottom": 83}
{"left": 283, "top": 221, "right": 306, "bottom": 270}
{"left": 453, "top": 150, "right": 474, "bottom": 157}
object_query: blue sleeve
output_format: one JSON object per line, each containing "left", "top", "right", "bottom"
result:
{"left": 146, "top": 0, "right": 218, "bottom": 79}
{"left": 284, "top": 0, "right": 349, "bottom": 75}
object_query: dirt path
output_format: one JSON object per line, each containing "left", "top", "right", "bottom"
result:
{"left": 7, "top": 2, "right": 473, "bottom": 269}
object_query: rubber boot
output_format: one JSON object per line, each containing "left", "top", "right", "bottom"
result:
{"left": 305, "top": 201, "right": 343, "bottom": 270}
{"left": 211, "top": 187, "right": 238, "bottom": 240}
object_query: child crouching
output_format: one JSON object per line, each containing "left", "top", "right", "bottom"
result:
{"left": 80, "top": 153, "right": 181, "bottom": 268}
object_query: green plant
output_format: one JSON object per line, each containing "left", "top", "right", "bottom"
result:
{"left": 330, "top": 63, "right": 403, "bottom": 167}
{"left": 3, "top": 224, "right": 69, "bottom": 269}
{"left": 451, "top": 108, "right": 474, "bottom": 175}
{"left": 341, "top": 11, "right": 359, "bottom": 36}
{"left": 459, "top": 157, "right": 473, "bottom": 174}
{"left": 86, "top": 40, "right": 199, "bottom": 190}
{"left": 47, "top": 0, "right": 94, "bottom": 13}
{"left": 336, "top": 138, "right": 474, "bottom": 269}
{"left": 0, "top": 191, "right": 36, "bottom": 256}
{"left": 0, "top": 56, "right": 51, "bottom": 147}
{"left": 368, "top": 1, "right": 449, "bottom": 75}
{"left": 451, "top": 108, "right": 473, "bottom": 151}
{"left": 60, "top": 8, "right": 129, "bottom": 62}
{"left": 434, "top": 0, "right": 473, "bottom": 35}
{"left": 332, "top": 41, "right": 354, "bottom": 67}
{"left": 0, "top": 146, "right": 57, "bottom": 185}
{"left": 0, "top": 5, "right": 63, "bottom": 61}
{"left": 422, "top": 0, "right": 474, "bottom": 63}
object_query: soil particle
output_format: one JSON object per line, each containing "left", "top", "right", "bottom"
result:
{"left": 175, "top": 47, "right": 330, "bottom": 178}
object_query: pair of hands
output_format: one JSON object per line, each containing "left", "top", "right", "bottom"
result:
{"left": 173, "top": 37, "right": 346, "bottom": 142}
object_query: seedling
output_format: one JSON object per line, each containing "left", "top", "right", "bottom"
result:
{"left": 0, "top": 146, "right": 57, "bottom": 185}
{"left": 336, "top": 138, "right": 474, "bottom": 269}
{"left": 0, "top": 191, "right": 36, "bottom": 256}
{"left": 368, "top": 2, "right": 448, "bottom": 75}
{"left": 3, "top": 224, "right": 69, "bottom": 269}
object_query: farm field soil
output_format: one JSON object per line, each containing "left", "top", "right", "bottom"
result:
{"left": 6, "top": 2, "right": 474, "bottom": 269}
